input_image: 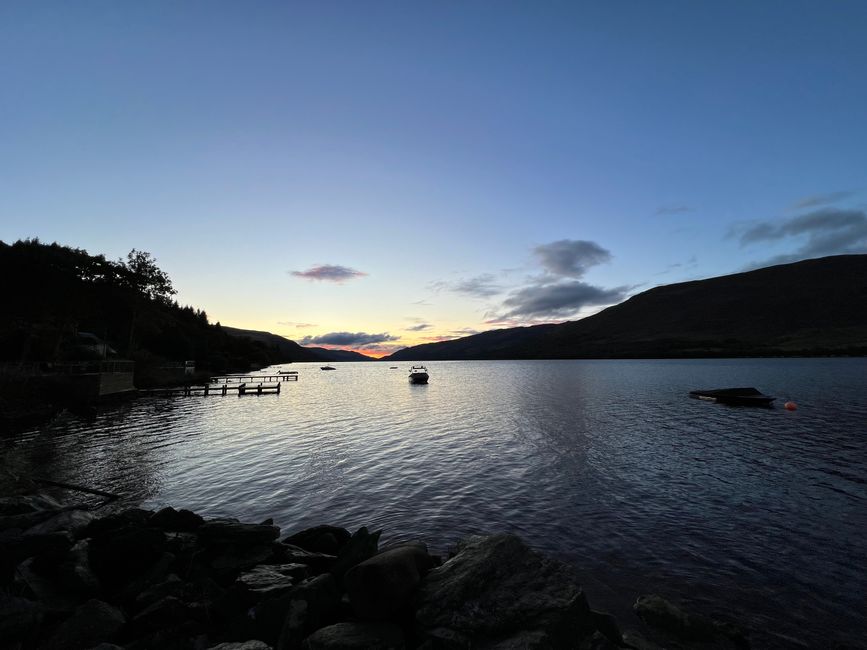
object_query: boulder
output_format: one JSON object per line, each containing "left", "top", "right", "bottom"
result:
{"left": 249, "top": 574, "right": 340, "bottom": 648}
{"left": 88, "top": 526, "right": 166, "bottom": 590}
{"left": 0, "top": 493, "right": 63, "bottom": 516}
{"left": 283, "top": 525, "right": 351, "bottom": 555}
{"left": 150, "top": 506, "right": 204, "bottom": 531}
{"left": 415, "top": 534, "right": 593, "bottom": 648}
{"left": 24, "top": 509, "right": 95, "bottom": 536}
{"left": 302, "top": 621, "right": 405, "bottom": 649}
{"left": 208, "top": 642, "right": 272, "bottom": 650}
{"left": 633, "top": 594, "right": 749, "bottom": 649}
{"left": 41, "top": 598, "right": 125, "bottom": 650}
{"left": 344, "top": 544, "right": 435, "bottom": 620}
{"left": 198, "top": 520, "right": 280, "bottom": 546}
{"left": 135, "top": 573, "right": 186, "bottom": 610}
{"left": 0, "top": 594, "right": 44, "bottom": 646}
{"left": 274, "top": 543, "right": 337, "bottom": 574}
{"left": 237, "top": 563, "right": 309, "bottom": 601}
{"left": 329, "top": 527, "right": 381, "bottom": 580}
{"left": 129, "top": 595, "right": 202, "bottom": 638}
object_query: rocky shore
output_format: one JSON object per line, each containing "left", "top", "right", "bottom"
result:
{"left": 1, "top": 493, "right": 751, "bottom": 650}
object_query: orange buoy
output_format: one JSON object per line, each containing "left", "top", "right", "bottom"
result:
{"left": 784, "top": 401, "right": 797, "bottom": 411}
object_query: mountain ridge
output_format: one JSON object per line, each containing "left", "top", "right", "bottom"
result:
{"left": 384, "top": 255, "right": 867, "bottom": 361}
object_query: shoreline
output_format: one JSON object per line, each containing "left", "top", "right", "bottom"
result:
{"left": 0, "top": 490, "right": 754, "bottom": 650}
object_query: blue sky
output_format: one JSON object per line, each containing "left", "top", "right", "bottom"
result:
{"left": 2, "top": 1, "right": 866, "bottom": 355}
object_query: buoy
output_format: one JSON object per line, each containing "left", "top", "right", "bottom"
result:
{"left": 784, "top": 401, "right": 797, "bottom": 411}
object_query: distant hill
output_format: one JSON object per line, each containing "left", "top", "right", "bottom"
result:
{"left": 385, "top": 255, "right": 867, "bottom": 360}
{"left": 221, "top": 327, "right": 376, "bottom": 362}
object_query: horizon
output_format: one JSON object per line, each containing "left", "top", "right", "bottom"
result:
{"left": 2, "top": 2, "right": 867, "bottom": 356}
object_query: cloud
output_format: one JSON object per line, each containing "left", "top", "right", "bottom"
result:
{"left": 411, "top": 299, "right": 432, "bottom": 306}
{"left": 298, "top": 331, "right": 399, "bottom": 348}
{"left": 290, "top": 264, "right": 367, "bottom": 282}
{"left": 406, "top": 323, "right": 432, "bottom": 331}
{"left": 791, "top": 191, "right": 853, "bottom": 210}
{"left": 737, "top": 208, "right": 867, "bottom": 267}
{"left": 277, "top": 321, "right": 317, "bottom": 328}
{"left": 430, "top": 273, "right": 503, "bottom": 298}
{"left": 532, "top": 240, "right": 611, "bottom": 278}
{"left": 499, "top": 281, "right": 629, "bottom": 319}
{"left": 655, "top": 204, "right": 693, "bottom": 216}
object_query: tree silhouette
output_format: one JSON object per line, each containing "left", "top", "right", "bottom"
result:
{"left": 121, "top": 249, "right": 176, "bottom": 302}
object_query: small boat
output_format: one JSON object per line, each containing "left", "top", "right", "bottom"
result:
{"left": 689, "top": 387, "right": 775, "bottom": 407}
{"left": 409, "top": 365, "right": 429, "bottom": 384}
{"left": 389, "top": 366, "right": 398, "bottom": 369}
{"left": 320, "top": 366, "right": 336, "bottom": 371}
{"left": 278, "top": 370, "right": 298, "bottom": 374}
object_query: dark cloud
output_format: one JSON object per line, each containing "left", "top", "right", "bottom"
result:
{"left": 791, "top": 191, "right": 853, "bottom": 210}
{"left": 430, "top": 274, "right": 502, "bottom": 298}
{"left": 738, "top": 208, "right": 867, "bottom": 268}
{"left": 298, "top": 331, "right": 399, "bottom": 347}
{"left": 532, "top": 240, "right": 611, "bottom": 278}
{"left": 655, "top": 204, "right": 693, "bottom": 216}
{"left": 290, "top": 264, "right": 367, "bottom": 282}
{"left": 405, "top": 323, "right": 432, "bottom": 331}
{"left": 499, "top": 281, "right": 629, "bottom": 319}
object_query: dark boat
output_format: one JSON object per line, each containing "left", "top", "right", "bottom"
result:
{"left": 320, "top": 366, "right": 336, "bottom": 371}
{"left": 689, "top": 387, "right": 775, "bottom": 406}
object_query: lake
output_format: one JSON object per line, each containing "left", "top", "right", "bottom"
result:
{"left": 2, "top": 358, "right": 865, "bottom": 648}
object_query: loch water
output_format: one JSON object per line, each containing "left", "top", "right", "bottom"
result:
{"left": 2, "top": 358, "right": 866, "bottom": 648}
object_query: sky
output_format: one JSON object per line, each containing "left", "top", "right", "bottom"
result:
{"left": 2, "top": 1, "right": 866, "bottom": 357}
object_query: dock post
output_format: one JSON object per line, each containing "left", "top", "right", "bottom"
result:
{"left": 222, "top": 385, "right": 227, "bottom": 396}
{"left": 238, "top": 383, "right": 246, "bottom": 396}
{"left": 277, "top": 382, "right": 281, "bottom": 394}
{"left": 257, "top": 383, "right": 262, "bottom": 395}
{"left": 204, "top": 384, "right": 210, "bottom": 396}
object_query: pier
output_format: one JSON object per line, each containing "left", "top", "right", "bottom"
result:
{"left": 211, "top": 373, "right": 298, "bottom": 383}
{"left": 143, "top": 382, "right": 283, "bottom": 396}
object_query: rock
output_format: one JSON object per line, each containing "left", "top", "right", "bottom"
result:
{"left": 118, "top": 551, "right": 177, "bottom": 603}
{"left": 41, "top": 598, "right": 125, "bottom": 650}
{"left": 0, "top": 493, "right": 63, "bottom": 516}
{"left": 283, "top": 525, "right": 351, "bottom": 555}
{"left": 208, "top": 642, "right": 272, "bottom": 650}
{"left": 15, "top": 556, "right": 83, "bottom": 611}
{"left": 249, "top": 574, "right": 340, "bottom": 648}
{"left": 329, "top": 526, "right": 381, "bottom": 580}
{"left": 589, "top": 610, "right": 624, "bottom": 647}
{"left": 24, "top": 509, "right": 95, "bottom": 536}
{"left": 198, "top": 520, "right": 280, "bottom": 546}
{"left": 237, "top": 563, "right": 309, "bottom": 601}
{"left": 344, "top": 544, "right": 434, "bottom": 620}
{"left": 86, "top": 644, "right": 125, "bottom": 650}
{"left": 0, "top": 594, "right": 44, "bottom": 646}
{"left": 150, "top": 506, "right": 204, "bottom": 531}
{"left": 633, "top": 595, "right": 749, "bottom": 649}
{"left": 88, "top": 526, "right": 166, "bottom": 590}
{"left": 129, "top": 595, "right": 197, "bottom": 637}
{"left": 134, "top": 573, "right": 186, "bottom": 610}
{"left": 301, "top": 621, "right": 405, "bottom": 649}
{"left": 415, "top": 534, "right": 593, "bottom": 648}
{"left": 274, "top": 543, "right": 336, "bottom": 574}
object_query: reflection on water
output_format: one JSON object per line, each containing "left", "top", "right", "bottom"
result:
{"left": 2, "top": 358, "right": 866, "bottom": 648}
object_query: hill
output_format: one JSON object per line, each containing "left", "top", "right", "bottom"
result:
{"left": 385, "top": 255, "right": 867, "bottom": 360}
{"left": 221, "top": 327, "right": 376, "bottom": 362}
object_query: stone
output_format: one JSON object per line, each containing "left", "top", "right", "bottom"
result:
{"left": 86, "top": 644, "right": 125, "bottom": 650}
{"left": 633, "top": 595, "right": 749, "bottom": 648}
{"left": 88, "top": 526, "right": 167, "bottom": 590}
{"left": 208, "top": 642, "right": 272, "bottom": 650}
{"left": 198, "top": 520, "right": 280, "bottom": 546}
{"left": 0, "top": 594, "right": 44, "bottom": 646}
{"left": 345, "top": 544, "right": 434, "bottom": 620}
{"left": 283, "top": 525, "right": 351, "bottom": 555}
{"left": 150, "top": 506, "right": 205, "bottom": 531}
{"left": 415, "top": 534, "right": 594, "bottom": 648}
{"left": 129, "top": 595, "right": 194, "bottom": 637}
{"left": 301, "top": 621, "right": 405, "bottom": 649}
{"left": 41, "top": 598, "right": 125, "bottom": 650}
{"left": 0, "top": 493, "right": 63, "bottom": 516}
{"left": 134, "top": 573, "right": 186, "bottom": 610}
{"left": 329, "top": 526, "right": 381, "bottom": 580}
{"left": 24, "top": 509, "right": 95, "bottom": 536}
{"left": 274, "top": 543, "right": 337, "bottom": 574}
{"left": 237, "top": 563, "right": 309, "bottom": 600}
{"left": 249, "top": 574, "right": 340, "bottom": 647}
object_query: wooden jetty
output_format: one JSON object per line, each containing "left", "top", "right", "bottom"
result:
{"left": 143, "top": 382, "right": 283, "bottom": 397}
{"left": 211, "top": 373, "right": 298, "bottom": 383}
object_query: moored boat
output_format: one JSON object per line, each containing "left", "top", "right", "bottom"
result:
{"left": 409, "top": 365, "right": 429, "bottom": 384}
{"left": 689, "top": 387, "right": 775, "bottom": 406}
{"left": 320, "top": 366, "right": 336, "bottom": 371}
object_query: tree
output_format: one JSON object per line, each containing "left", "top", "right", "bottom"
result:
{"left": 122, "top": 250, "right": 176, "bottom": 302}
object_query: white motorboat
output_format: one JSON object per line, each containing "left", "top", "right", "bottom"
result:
{"left": 409, "top": 365, "right": 429, "bottom": 384}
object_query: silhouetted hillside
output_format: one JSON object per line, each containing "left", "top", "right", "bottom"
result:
{"left": 220, "top": 328, "right": 376, "bottom": 362}
{"left": 385, "top": 255, "right": 867, "bottom": 360}
{"left": 0, "top": 239, "right": 292, "bottom": 375}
